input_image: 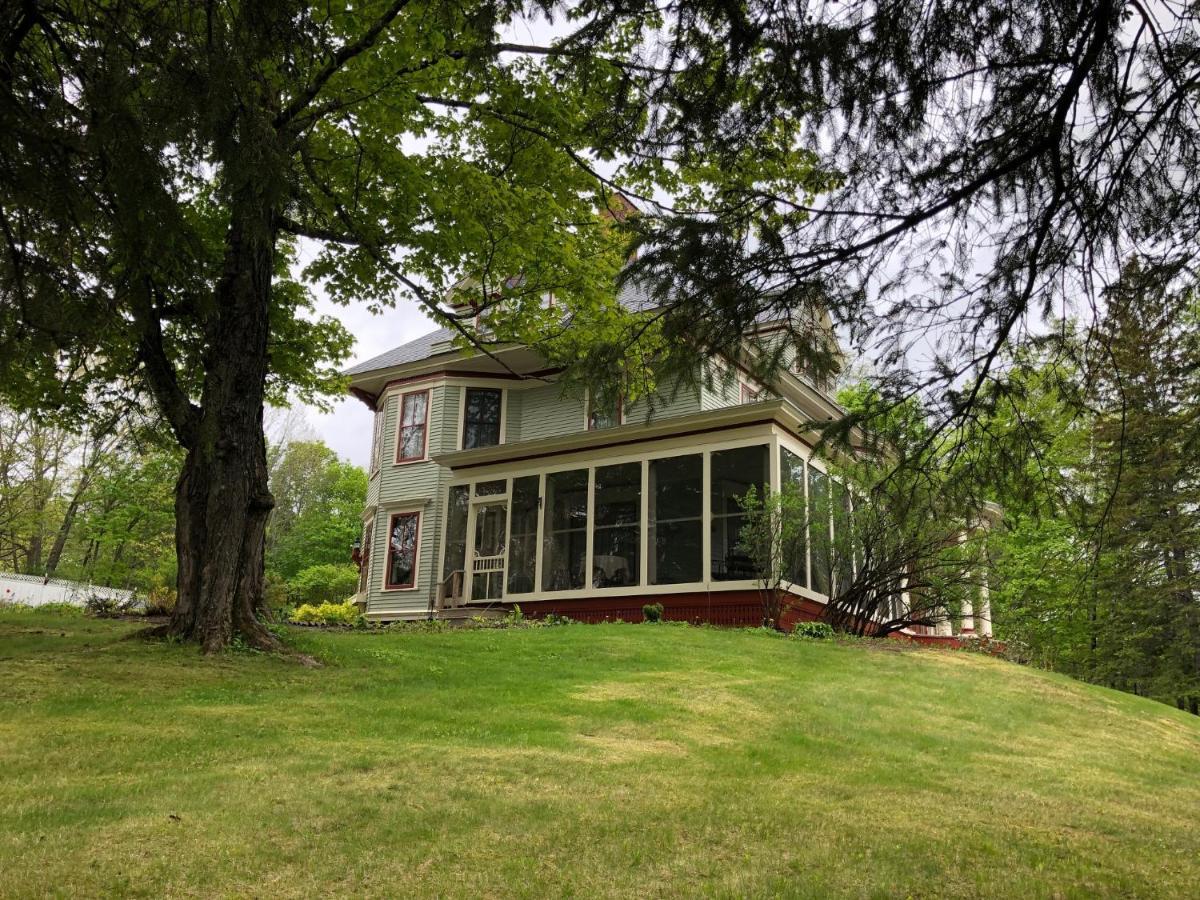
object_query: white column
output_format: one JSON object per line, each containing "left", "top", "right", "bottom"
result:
{"left": 960, "top": 592, "right": 975, "bottom": 634}
{"left": 977, "top": 574, "right": 993, "bottom": 637}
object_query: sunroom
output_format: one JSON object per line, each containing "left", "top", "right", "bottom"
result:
{"left": 433, "top": 401, "right": 837, "bottom": 612}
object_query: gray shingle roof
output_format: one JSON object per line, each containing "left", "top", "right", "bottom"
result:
{"left": 343, "top": 280, "right": 657, "bottom": 378}
{"left": 342, "top": 326, "right": 454, "bottom": 376}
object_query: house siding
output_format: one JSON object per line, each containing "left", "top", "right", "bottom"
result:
{"left": 358, "top": 365, "right": 751, "bottom": 620}
{"left": 364, "top": 383, "right": 454, "bottom": 618}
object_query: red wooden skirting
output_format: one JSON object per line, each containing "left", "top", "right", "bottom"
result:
{"left": 475, "top": 589, "right": 827, "bottom": 627}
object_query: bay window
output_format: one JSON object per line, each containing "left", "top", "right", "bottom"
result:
{"left": 385, "top": 511, "right": 420, "bottom": 589}
{"left": 395, "top": 390, "right": 429, "bottom": 462}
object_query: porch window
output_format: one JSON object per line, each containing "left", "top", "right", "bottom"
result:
{"left": 508, "top": 476, "right": 540, "bottom": 594}
{"left": 592, "top": 463, "right": 640, "bottom": 587}
{"left": 385, "top": 511, "right": 420, "bottom": 589}
{"left": 780, "top": 448, "right": 809, "bottom": 589}
{"left": 808, "top": 466, "right": 832, "bottom": 595}
{"left": 649, "top": 454, "right": 703, "bottom": 584}
{"left": 395, "top": 390, "right": 429, "bottom": 462}
{"left": 542, "top": 469, "right": 588, "bottom": 590}
{"left": 710, "top": 444, "right": 769, "bottom": 581}
{"left": 463, "top": 388, "right": 502, "bottom": 449}
{"left": 441, "top": 486, "right": 469, "bottom": 590}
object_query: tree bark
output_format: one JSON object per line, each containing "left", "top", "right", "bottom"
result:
{"left": 166, "top": 183, "right": 278, "bottom": 653}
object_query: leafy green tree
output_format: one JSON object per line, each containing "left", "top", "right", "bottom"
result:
{"left": 266, "top": 442, "right": 367, "bottom": 580}
{"left": 1, "top": 2, "right": 814, "bottom": 650}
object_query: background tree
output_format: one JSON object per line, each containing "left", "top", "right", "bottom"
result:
{"left": 265, "top": 440, "right": 367, "bottom": 580}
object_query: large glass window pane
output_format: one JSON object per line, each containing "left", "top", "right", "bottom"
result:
{"left": 386, "top": 512, "right": 419, "bottom": 589}
{"left": 508, "top": 476, "right": 539, "bottom": 594}
{"left": 441, "top": 486, "right": 469, "bottom": 601}
{"left": 780, "top": 448, "right": 808, "bottom": 589}
{"left": 471, "top": 502, "right": 507, "bottom": 601}
{"left": 463, "top": 388, "right": 502, "bottom": 449}
{"left": 809, "top": 466, "right": 831, "bottom": 596}
{"left": 711, "top": 444, "right": 768, "bottom": 580}
{"left": 592, "top": 463, "right": 641, "bottom": 587}
{"left": 541, "top": 469, "right": 588, "bottom": 590}
{"left": 649, "top": 454, "right": 702, "bottom": 585}
{"left": 397, "top": 390, "right": 428, "bottom": 461}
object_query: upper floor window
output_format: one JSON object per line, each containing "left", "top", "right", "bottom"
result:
{"left": 395, "top": 390, "right": 429, "bottom": 463}
{"left": 740, "top": 383, "right": 763, "bottom": 404}
{"left": 587, "top": 392, "right": 622, "bottom": 430}
{"left": 370, "top": 404, "right": 385, "bottom": 474}
{"left": 463, "top": 388, "right": 502, "bottom": 449}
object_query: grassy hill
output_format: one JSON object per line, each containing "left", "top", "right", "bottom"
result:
{"left": 1, "top": 608, "right": 1197, "bottom": 898}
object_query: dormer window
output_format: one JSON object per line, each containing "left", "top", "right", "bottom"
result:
{"left": 463, "top": 388, "right": 503, "bottom": 449}
{"left": 395, "top": 389, "right": 429, "bottom": 463}
{"left": 587, "top": 391, "right": 622, "bottom": 430}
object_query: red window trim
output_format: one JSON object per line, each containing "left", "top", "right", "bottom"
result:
{"left": 383, "top": 511, "right": 420, "bottom": 590}
{"left": 394, "top": 389, "right": 430, "bottom": 464}
{"left": 740, "top": 383, "right": 762, "bottom": 404}
{"left": 587, "top": 393, "right": 623, "bottom": 430}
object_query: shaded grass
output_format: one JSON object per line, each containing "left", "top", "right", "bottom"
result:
{"left": 1, "top": 609, "right": 1198, "bottom": 898}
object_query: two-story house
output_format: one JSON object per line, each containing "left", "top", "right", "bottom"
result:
{"left": 343, "top": 283, "right": 896, "bottom": 627}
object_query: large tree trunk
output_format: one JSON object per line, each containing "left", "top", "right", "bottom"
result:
{"left": 167, "top": 185, "right": 277, "bottom": 653}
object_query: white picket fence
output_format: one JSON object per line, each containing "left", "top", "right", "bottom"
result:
{"left": 0, "top": 572, "right": 136, "bottom": 608}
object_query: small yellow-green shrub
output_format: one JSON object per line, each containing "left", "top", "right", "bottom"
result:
{"left": 288, "top": 599, "right": 363, "bottom": 627}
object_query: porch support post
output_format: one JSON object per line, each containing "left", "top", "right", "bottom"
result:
{"left": 977, "top": 574, "right": 992, "bottom": 638}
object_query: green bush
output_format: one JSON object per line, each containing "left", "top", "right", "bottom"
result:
{"left": 288, "top": 600, "right": 364, "bottom": 627}
{"left": 792, "top": 621, "right": 835, "bottom": 640}
{"left": 287, "top": 563, "right": 359, "bottom": 607}
{"left": 143, "top": 578, "right": 177, "bottom": 616}
{"left": 642, "top": 602, "right": 664, "bottom": 623}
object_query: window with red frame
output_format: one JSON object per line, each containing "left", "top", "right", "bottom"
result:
{"left": 740, "top": 383, "right": 763, "bottom": 404}
{"left": 357, "top": 519, "right": 374, "bottom": 592}
{"left": 395, "top": 390, "right": 429, "bottom": 462}
{"left": 370, "top": 405, "right": 385, "bottom": 473}
{"left": 587, "top": 392, "right": 622, "bottom": 430}
{"left": 385, "top": 512, "right": 419, "bottom": 589}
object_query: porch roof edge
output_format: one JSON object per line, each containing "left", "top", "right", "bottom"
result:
{"left": 433, "top": 400, "right": 819, "bottom": 471}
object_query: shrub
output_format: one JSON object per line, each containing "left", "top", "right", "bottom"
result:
{"left": 642, "top": 602, "right": 664, "bottom": 623}
{"left": 287, "top": 563, "right": 359, "bottom": 607}
{"left": 84, "top": 594, "right": 136, "bottom": 619}
{"left": 143, "top": 580, "right": 177, "bottom": 616}
{"left": 792, "top": 621, "right": 835, "bottom": 640}
{"left": 288, "top": 600, "right": 364, "bottom": 628}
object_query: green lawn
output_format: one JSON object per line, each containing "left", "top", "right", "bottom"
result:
{"left": 1, "top": 609, "right": 1198, "bottom": 898}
